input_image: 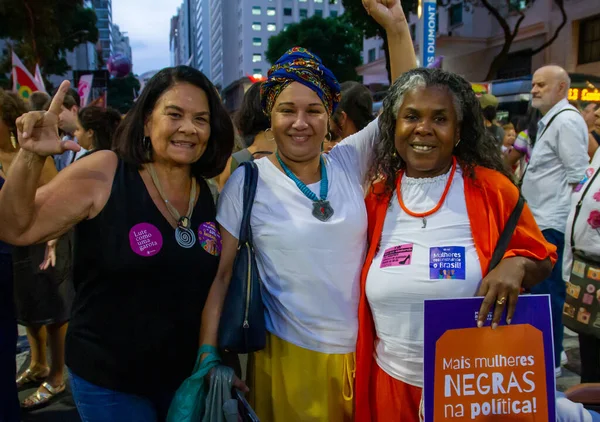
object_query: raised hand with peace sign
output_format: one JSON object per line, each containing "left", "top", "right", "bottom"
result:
{"left": 16, "top": 80, "right": 81, "bottom": 157}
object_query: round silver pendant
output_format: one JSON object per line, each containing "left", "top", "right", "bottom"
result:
{"left": 175, "top": 226, "right": 196, "bottom": 248}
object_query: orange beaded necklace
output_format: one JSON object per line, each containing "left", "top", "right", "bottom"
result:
{"left": 396, "top": 156, "right": 457, "bottom": 229}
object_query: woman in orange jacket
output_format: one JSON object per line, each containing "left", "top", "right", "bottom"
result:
{"left": 354, "top": 68, "right": 557, "bottom": 421}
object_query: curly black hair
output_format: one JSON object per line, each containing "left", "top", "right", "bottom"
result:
{"left": 368, "top": 68, "right": 511, "bottom": 195}
{"left": 0, "top": 90, "right": 28, "bottom": 133}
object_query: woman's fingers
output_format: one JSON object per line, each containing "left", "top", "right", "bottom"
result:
{"left": 48, "top": 80, "right": 70, "bottom": 116}
{"left": 60, "top": 139, "right": 82, "bottom": 153}
{"left": 477, "top": 281, "right": 494, "bottom": 328}
{"left": 506, "top": 289, "right": 520, "bottom": 325}
{"left": 233, "top": 376, "right": 249, "bottom": 393}
{"left": 19, "top": 111, "right": 44, "bottom": 140}
{"left": 491, "top": 289, "right": 508, "bottom": 329}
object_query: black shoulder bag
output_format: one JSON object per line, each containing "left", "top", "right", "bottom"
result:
{"left": 218, "top": 161, "right": 266, "bottom": 353}
{"left": 488, "top": 195, "right": 526, "bottom": 272}
{"left": 562, "top": 167, "right": 600, "bottom": 339}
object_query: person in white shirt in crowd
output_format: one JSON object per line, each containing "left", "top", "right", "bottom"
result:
{"left": 563, "top": 105, "right": 600, "bottom": 384}
{"left": 522, "top": 65, "right": 590, "bottom": 377}
{"left": 53, "top": 90, "right": 87, "bottom": 171}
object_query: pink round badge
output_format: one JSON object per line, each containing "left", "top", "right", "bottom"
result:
{"left": 198, "top": 222, "right": 222, "bottom": 256}
{"left": 129, "top": 223, "right": 163, "bottom": 257}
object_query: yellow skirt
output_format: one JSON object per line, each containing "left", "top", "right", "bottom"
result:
{"left": 247, "top": 332, "right": 355, "bottom": 422}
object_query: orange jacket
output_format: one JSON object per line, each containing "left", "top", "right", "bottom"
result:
{"left": 354, "top": 166, "right": 557, "bottom": 421}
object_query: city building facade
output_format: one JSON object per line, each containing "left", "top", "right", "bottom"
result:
{"left": 112, "top": 24, "right": 132, "bottom": 63}
{"left": 357, "top": 0, "right": 600, "bottom": 87}
{"left": 92, "top": 0, "right": 113, "bottom": 67}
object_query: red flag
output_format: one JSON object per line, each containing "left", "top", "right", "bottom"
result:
{"left": 11, "top": 52, "right": 44, "bottom": 100}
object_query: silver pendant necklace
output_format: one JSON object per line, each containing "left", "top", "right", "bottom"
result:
{"left": 147, "top": 163, "right": 197, "bottom": 248}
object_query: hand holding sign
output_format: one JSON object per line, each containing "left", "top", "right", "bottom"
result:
{"left": 362, "top": 0, "right": 408, "bottom": 34}
{"left": 477, "top": 257, "right": 524, "bottom": 329}
{"left": 16, "top": 80, "right": 81, "bottom": 157}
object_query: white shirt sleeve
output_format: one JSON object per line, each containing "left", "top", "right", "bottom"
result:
{"left": 216, "top": 166, "right": 245, "bottom": 240}
{"left": 327, "top": 117, "right": 380, "bottom": 184}
{"left": 556, "top": 392, "right": 596, "bottom": 422}
{"left": 556, "top": 116, "right": 590, "bottom": 184}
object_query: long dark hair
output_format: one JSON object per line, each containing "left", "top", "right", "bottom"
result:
{"left": 113, "top": 66, "right": 234, "bottom": 179}
{"left": 368, "top": 68, "right": 511, "bottom": 195}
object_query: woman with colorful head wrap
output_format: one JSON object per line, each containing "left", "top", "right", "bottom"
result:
{"left": 199, "top": 1, "right": 416, "bottom": 420}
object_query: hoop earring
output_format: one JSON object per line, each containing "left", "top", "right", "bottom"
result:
{"left": 455, "top": 139, "right": 461, "bottom": 147}
{"left": 264, "top": 128, "right": 275, "bottom": 142}
{"left": 143, "top": 136, "right": 152, "bottom": 159}
{"left": 325, "top": 132, "right": 332, "bottom": 142}
{"left": 10, "top": 132, "right": 17, "bottom": 149}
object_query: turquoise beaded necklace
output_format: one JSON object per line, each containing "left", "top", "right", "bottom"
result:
{"left": 275, "top": 151, "right": 334, "bottom": 222}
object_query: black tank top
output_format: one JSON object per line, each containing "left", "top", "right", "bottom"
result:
{"left": 66, "top": 159, "right": 220, "bottom": 394}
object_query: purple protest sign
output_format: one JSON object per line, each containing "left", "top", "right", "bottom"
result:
{"left": 423, "top": 295, "right": 555, "bottom": 421}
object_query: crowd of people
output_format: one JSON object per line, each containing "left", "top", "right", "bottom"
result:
{"left": 0, "top": 0, "right": 599, "bottom": 421}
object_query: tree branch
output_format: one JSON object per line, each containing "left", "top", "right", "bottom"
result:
{"left": 529, "top": 0, "right": 567, "bottom": 55}
{"left": 480, "top": 0, "right": 512, "bottom": 41}
{"left": 22, "top": 0, "right": 38, "bottom": 70}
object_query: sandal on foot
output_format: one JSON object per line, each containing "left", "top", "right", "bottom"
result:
{"left": 16, "top": 367, "right": 49, "bottom": 389}
{"left": 21, "top": 381, "right": 66, "bottom": 412}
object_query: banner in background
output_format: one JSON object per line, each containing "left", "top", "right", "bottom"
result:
{"left": 421, "top": 0, "right": 437, "bottom": 68}
{"left": 77, "top": 74, "right": 94, "bottom": 108}
{"left": 423, "top": 295, "right": 556, "bottom": 421}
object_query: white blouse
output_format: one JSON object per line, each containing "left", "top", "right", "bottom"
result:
{"left": 366, "top": 166, "right": 482, "bottom": 387}
{"left": 217, "top": 119, "right": 379, "bottom": 354}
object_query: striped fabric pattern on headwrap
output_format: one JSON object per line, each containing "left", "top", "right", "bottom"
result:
{"left": 261, "top": 47, "right": 341, "bottom": 116}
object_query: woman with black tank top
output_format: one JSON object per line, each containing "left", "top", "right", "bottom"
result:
{"left": 0, "top": 67, "right": 234, "bottom": 421}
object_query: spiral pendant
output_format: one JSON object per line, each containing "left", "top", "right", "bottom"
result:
{"left": 175, "top": 226, "right": 196, "bottom": 248}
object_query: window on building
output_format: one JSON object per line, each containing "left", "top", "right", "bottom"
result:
{"left": 579, "top": 15, "right": 600, "bottom": 65}
{"left": 449, "top": 3, "right": 463, "bottom": 27}
{"left": 253, "top": 54, "right": 262, "bottom": 63}
{"left": 314, "top": 9, "right": 323, "bottom": 18}
{"left": 368, "top": 48, "right": 376, "bottom": 63}
{"left": 284, "top": 7, "right": 292, "bottom": 16}
{"left": 253, "top": 69, "right": 262, "bottom": 78}
{"left": 300, "top": 9, "right": 308, "bottom": 18}
{"left": 252, "top": 22, "right": 261, "bottom": 31}
{"left": 299, "top": 0, "right": 307, "bottom": 2}
{"left": 253, "top": 37, "right": 262, "bottom": 46}
{"left": 330, "top": 11, "right": 338, "bottom": 18}
{"left": 252, "top": 6, "right": 261, "bottom": 15}
{"left": 267, "top": 23, "right": 276, "bottom": 31}
{"left": 267, "top": 7, "right": 276, "bottom": 16}
{"left": 315, "top": 0, "right": 323, "bottom": 2}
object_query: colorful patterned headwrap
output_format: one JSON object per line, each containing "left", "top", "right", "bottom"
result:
{"left": 261, "top": 47, "right": 341, "bottom": 116}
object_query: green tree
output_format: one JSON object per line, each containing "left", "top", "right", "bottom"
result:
{"left": 265, "top": 14, "right": 363, "bottom": 82}
{"left": 107, "top": 73, "right": 140, "bottom": 114}
{"left": 0, "top": 0, "right": 99, "bottom": 88}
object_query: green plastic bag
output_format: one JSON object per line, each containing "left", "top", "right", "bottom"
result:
{"left": 166, "top": 346, "right": 220, "bottom": 422}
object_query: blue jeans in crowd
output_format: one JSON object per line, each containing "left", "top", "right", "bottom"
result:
{"left": 69, "top": 370, "right": 175, "bottom": 422}
{"left": 0, "top": 254, "right": 19, "bottom": 422}
{"left": 529, "top": 228, "right": 566, "bottom": 369}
